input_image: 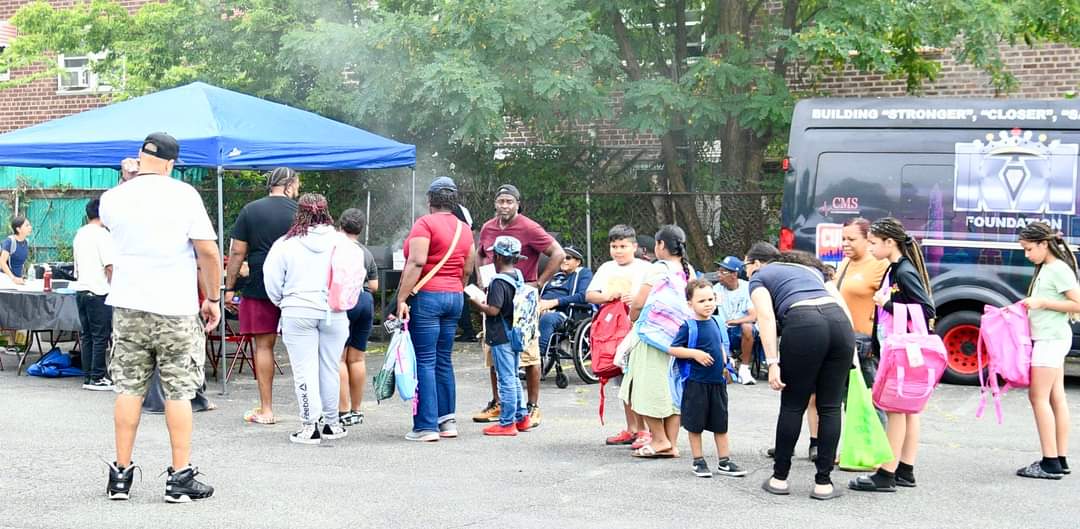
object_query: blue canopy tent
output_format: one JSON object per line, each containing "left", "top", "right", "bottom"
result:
{"left": 0, "top": 81, "right": 417, "bottom": 392}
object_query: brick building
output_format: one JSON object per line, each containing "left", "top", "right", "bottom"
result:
{"left": 0, "top": 0, "right": 150, "bottom": 134}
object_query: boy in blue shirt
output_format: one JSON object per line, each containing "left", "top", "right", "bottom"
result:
{"left": 669, "top": 279, "right": 748, "bottom": 478}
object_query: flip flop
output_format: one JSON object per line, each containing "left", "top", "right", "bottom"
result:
{"left": 761, "top": 478, "right": 790, "bottom": 496}
{"left": 810, "top": 486, "right": 844, "bottom": 501}
{"left": 848, "top": 475, "right": 896, "bottom": 492}
{"left": 243, "top": 407, "right": 277, "bottom": 425}
{"left": 631, "top": 445, "right": 676, "bottom": 458}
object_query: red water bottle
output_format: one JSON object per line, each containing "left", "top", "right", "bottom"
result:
{"left": 43, "top": 267, "right": 52, "bottom": 292}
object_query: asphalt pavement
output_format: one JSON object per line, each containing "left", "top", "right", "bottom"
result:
{"left": 1, "top": 342, "right": 1078, "bottom": 529}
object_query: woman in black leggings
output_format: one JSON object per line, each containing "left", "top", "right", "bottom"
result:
{"left": 746, "top": 243, "right": 854, "bottom": 501}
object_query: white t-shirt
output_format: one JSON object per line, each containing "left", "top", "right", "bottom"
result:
{"left": 713, "top": 278, "right": 751, "bottom": 322}
{"left": 587, "top": 258, "right": 651, "bottom": 297}
{"left": 100, "top": 174, "right": 217, "bottom": 316}
{"left": 72, "top": 223, "right": 115, "bottom": 296}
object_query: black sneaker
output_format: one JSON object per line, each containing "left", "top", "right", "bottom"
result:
{"left": 321, "top": 421, "right": 348, "bottom": 440}
{"left": 83, "top": 378, "right": 115, "bottom": 392}
{"left": 1016, "top": 461, "right": 1064, "bottom": 480}
{"left": 715, "top": 458, "right": 748, "bottom": 477}
{"left": 106, "top": 461, "right": 138, "bottom": 500}
{"left": 164, "top": 466, "right": 214, "bottom": 503}
{"left": 691, "top": 458, "right": 712, "bottom": 478}
{"left": 340, "top": 411, "right": 364, "bottom": 427}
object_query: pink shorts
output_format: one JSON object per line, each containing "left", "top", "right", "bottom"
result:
{"left": 239, "top": 297, "right": 281, "bottom": 335}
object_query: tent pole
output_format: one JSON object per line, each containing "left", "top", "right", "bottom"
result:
{"left": 217, "top": 165, "right": 227, "bottom": 396}
{"left": 365, "top": 190, "right": 371, "bottom": 245}
{"left": 585, "top": 188, "right": 593, "bottom": 269}
{"left": 410, "top": 167, "right": 416, "bottom": 223}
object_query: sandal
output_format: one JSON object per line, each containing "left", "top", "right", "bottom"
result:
{"left": 810, "top": 484, "right": 844, "bottom": 501}
{"left": 762, "top": 478, "right": 790, "bottom": 496}
{"left": 243, "top": 407, "right": 277, "bottom": 425}
{"left": 629, "top": 432, "right": 653, "bottom": 450}
{"left": 631, "top": 445, "right": 676, "bottom": 458}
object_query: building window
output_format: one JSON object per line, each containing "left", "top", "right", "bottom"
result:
{"left": 57, "top": 52, "right": 116, "bottom": 94}
{"left": 0, "top": 20, "right": 15, "bottom": 82}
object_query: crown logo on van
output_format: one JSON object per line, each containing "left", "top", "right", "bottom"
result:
{"left": 954, "top": 130, "right": 1078, "bottom": 215}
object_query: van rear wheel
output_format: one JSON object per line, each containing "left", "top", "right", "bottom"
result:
{"left": 936, "top": 310, "right": 986, "bottom": 385}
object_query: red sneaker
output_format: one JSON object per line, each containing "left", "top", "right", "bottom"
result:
{"left": 630, "top": 431, "right": 653, "bottom": 450}
{"left": 605, "top": 430, "right": 634, "bottom": 445}
{"left": 483, "top": 423, "right": 518, "bottom": 436}
{"left": 516, "top": 414, "right": 532, "bottom": 432}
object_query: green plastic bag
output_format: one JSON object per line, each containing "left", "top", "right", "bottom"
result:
{"left": 839, "top": 368, "right": 894, "bottom": 470}
{"left": 372, "top": 347, "right": 397, "bottom": 403}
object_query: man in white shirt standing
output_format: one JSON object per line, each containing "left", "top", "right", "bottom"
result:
{"left": 99, "top": 133, "right": 221, "bottom": 503}
{"left": 73, "top": 198, "right": 115, "bottom": 391}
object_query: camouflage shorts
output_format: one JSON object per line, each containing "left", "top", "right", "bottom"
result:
{"left": 110, "top": 308, "right": 206, "bottom": 400}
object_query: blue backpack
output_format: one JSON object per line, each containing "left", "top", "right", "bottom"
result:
{"left": 669, "top": 318, "right": 736, "bottom": 408}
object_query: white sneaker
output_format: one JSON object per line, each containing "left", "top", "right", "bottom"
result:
{"left": 738, "top": 365, "right": 755, "bottom": 385}
{"left": 320, "top": 421, "right": 348, "bottom": 440}
{"left": 290, "top": 423, "right": 321, "bottom": 445}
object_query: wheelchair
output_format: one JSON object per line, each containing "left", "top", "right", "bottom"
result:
{"left": 539, "top": 303, "right": 598, "bottom": 388}
{"left": 727, "top": 323, "right": 766, "bottom": 381}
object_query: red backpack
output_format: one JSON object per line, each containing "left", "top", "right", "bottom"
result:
{"left": 590, "top": 301, "right": 632, "bottom": 423}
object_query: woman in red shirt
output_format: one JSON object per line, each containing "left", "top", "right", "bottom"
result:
{"left": 396, "top": 177, "right": 476, "bottom": 441}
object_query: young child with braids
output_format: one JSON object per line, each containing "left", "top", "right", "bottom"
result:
{"left": 619, "top": 225, "right": 696, "bottom": 458}
{"left": 1016, "top": 221, "right": 1077, "bottom": 479}
{"left": 850, "top": 217, "right": 935, "bottom": 493}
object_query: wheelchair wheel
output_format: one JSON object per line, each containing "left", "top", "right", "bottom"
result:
{"left": 751, "top": 342, "right": 767, "bottom": 380}
{"left": 572, "top": 319, "right": 599, "bottom": 384}
{"left": 555, "top": 372, "right": 569, "bottom": 389}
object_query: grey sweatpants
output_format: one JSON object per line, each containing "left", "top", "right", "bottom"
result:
{"left": 280, "top": 316, "right": 350, "bottom": 425}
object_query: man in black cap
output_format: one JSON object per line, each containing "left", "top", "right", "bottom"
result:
{"left": 224, "top": 167, "right": 301, "bottom": 425}
{"left": 536, "top": 245, "right": 592, "bottom": 362}
{"left": 473, "top": 184, "right": 565, "bottom": 426}
{"left": 99, "top": 132, "right": 219, "bottom": 502}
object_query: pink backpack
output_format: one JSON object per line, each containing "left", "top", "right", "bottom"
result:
{"left": 975, "top": 302, "right": 1032, "bottom": 423}
{"left": 327, "top": 241, "right": 367, "bottom": 312}
{"left": 872, "top": 303, "right": 947, "bottom": 414}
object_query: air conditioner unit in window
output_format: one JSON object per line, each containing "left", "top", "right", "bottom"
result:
{"left": 61, "top": 69, "right": 91, "bottom": 90}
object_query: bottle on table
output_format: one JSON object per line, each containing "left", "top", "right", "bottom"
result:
{"left": 43, "top": 265, "right": 52, "bottom": 292}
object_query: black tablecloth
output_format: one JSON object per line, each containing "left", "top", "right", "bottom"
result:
{"left": 0, "top": 290, "right": 82, "bottom": 332}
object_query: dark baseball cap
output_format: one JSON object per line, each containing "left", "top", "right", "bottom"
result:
{"left": 429, "top": 176, "right": 457, "bottom": 193}
{"left": 495, "top": 184, "right": 521, "bottom": 201}
{"left": 141, "top": 132, "right": 180, "bottom": 161}
{"left": 563, "top": 245, "right": 584, "bottom": 261}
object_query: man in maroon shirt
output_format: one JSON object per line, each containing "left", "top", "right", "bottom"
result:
{"left": 472, "top": 184, "right": 564, "bottom": 428}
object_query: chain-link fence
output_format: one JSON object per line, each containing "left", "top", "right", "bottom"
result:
{"left": 462, "top": 189, "right": 781, "bottom": 269}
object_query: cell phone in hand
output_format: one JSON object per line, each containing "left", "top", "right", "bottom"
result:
{"left": 383, "top": 318, "right": 403, "bottom": 334}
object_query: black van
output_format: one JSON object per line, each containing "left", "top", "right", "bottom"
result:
{"left": 781, "top": 98, "right": 1080, "bottom": 383}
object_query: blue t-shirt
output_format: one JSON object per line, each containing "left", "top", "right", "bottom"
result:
{"left": 2, "top": 236, "right": 29, "bottom": 277}
{"left": 671, "top": 317, "right": 730, "bottom": 384}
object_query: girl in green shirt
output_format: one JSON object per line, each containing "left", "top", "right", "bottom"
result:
{"left": 1017, "top": 222, "right": 1079, "bottom": 479}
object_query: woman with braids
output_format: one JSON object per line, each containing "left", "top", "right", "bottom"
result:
{"left": 1015, "top": 221, "right": 1076, "bottom": 479}
{"left": 620, "top": 225, "right": 696, "bottom": 458}
{"left": 746, "top": 242, "right": 853, "bottom": 500}
{"left": 850, "top": 217, "right": 935, "bottom": 492}
{"left": 395, "top": 177, "right": 475, "bottom": 442}
{"left": 264, "top": 193, "right": 352, "bottom": 445}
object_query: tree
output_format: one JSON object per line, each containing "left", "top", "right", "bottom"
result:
{"left": 592, "top": 0, "right": 1080, "bottom": 263}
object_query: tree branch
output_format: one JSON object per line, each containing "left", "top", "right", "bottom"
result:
{"left": 793, "top": 6, "right": 825, "bottom": 34}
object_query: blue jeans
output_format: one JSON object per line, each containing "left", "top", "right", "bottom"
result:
{"left": 538, "top": 310, "right": 567, "bottom": 357}
{"left": 409, "top": 291, "right": 463, "bottom": 433}
{"left": 490, "top": 342, "right": 527, "bottom": 426}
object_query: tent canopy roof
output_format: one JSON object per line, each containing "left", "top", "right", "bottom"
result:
{"left": 0, "top": 82, "right": 415, "bottom": 170}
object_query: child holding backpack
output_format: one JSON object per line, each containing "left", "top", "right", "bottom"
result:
{"left": 620, "top": 225, "right": 695, "bottom": 458}
{"left": 468, "top": 236, "right": 531, "bottom": 436}
{"left": 1016, "top": 222, "right": 1076, "bottom": 479}
{"left": 669, "top": 279, "right": 747, "bottom": 478}
{"left": 850, "top": 217, "right": 936, "bottom": 492}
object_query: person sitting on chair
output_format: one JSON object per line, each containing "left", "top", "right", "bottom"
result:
{"left": 712, "top": 256, "right": 758, "bottom": 386}
{"left": 537, "top": 245, "right": 593, "bottom": 355}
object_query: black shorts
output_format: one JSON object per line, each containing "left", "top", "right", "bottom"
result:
{"left": 680, "top": 380, "right": 728, "bottom": 434}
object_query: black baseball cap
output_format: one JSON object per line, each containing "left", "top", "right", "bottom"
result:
{"left": 495, "top": 184, "right": 521, "bottom": 201}
{"left": 141, "top": 132, "right": 180, "bottom": 161}
{"left": 564, "top": 245, "right": 584, "bottom": 261}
